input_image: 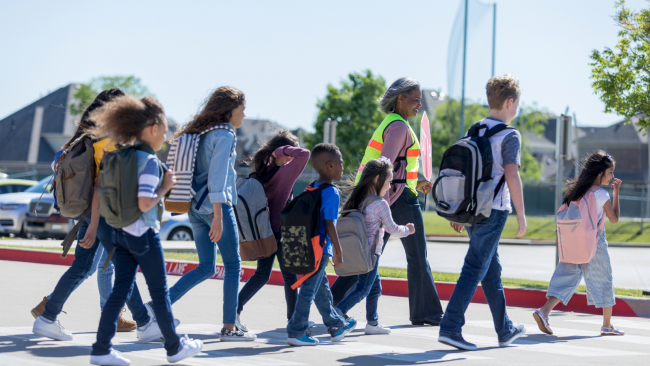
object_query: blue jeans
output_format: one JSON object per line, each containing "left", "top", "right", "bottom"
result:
{"left": 42, "top": 215, "right": 149, "bottom": 327}
{"left": 336, "top": 255, "right": 381, "bottom": 323}
{"left": 237, "top": 231, "right": 298, "bottom": 320}
{"left": 331, "top": 190, "right": 444, "bottom": 321}
{"left": 287, "top": 253, "right": 345, "bottom": 338}
{"left": 439, "top": 209, "right": 516, "bottom": 341}
{"left": 48, "top": 241, "right": 114, "bottom": 310}
{"left": 168, "top": 205, "right": 240, "bottom": 324}
{"left": 93, "top": 229, "right": 180, "bottom": 357}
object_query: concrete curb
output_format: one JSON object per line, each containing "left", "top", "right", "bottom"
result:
{"left": 2, "top": 247, "right": 647, "bottom": 318}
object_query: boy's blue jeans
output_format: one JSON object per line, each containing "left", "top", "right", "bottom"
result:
{"left": 168, "top": 205, "right": 241, "bottom": 324}
{"left": 42, "top": 215, "right": 149, "bottom": 327}
{"left": 336, "top": 255, "right": 381, "bottom": 323}
{"left": 92, "top": 229, "right": 180, "bottom": 357}
{"left": 287, "top": 253, "right": 345, "bottom": 338}
{"left": 439, "top": 209, "right": 517, "bottom": 341}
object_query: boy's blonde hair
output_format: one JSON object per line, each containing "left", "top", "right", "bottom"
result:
{"left": 486, "top": 74, "right": 520, "bottom": 110}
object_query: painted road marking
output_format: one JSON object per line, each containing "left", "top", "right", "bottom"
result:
{"left": 565, "top": 319, "right": 650, "bottom": 331}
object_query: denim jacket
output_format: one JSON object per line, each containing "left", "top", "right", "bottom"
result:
{"left": 191, "top": 125, "right": 237, "bottom": 216}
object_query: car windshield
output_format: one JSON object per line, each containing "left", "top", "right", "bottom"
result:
{"left": 25, "top": 176, "right": 54, "bottom": 194}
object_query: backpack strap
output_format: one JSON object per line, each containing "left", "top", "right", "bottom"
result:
{"left": 467, "top": 121, "right": 487, "bottom": 137}
{"left": 484, "top": 124, "right": 515, "bottom": 139}
{"left": 493, "top": 176, "right": 506, "bottom": 199}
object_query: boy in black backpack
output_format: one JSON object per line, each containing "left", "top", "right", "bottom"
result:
{"left": 286, "top": 143, "right": 356, "bottom": 346}
{"left": 438, "top": 75, "right": 528, "bottom": 351}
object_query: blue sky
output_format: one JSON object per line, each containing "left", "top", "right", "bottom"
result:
{"left": 1, "top": 0, "right": 647, "bottom": 130}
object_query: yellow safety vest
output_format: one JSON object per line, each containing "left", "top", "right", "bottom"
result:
{"left": 357, "top": 113, "right": 420, "bottom": 194}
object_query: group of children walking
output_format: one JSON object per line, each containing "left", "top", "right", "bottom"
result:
{"left": 26, "top": 74, "right": 626, "bottom": 365}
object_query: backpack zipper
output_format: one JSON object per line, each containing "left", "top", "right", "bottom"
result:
{"left": 238, "top": 195, "right": 257, "bottom": 241}
{"left": 557, "top": 222, "right": 580, "bottom": 232}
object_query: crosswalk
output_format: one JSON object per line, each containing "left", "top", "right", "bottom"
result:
{"left": 0, "top": 318, "right": 649, "bottom": 365}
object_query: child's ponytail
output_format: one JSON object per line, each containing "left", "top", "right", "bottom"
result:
{"left": 249, "top": 130, "right": 299, "bottom": 174}
{"left": 88, "top": 95, "right": 165, "bottom": 144}
{"left": 563, "top": 150, "right": 615, "bottom": 205}
{"left": 341, "top": 158, "right": 393, "bottom": 211}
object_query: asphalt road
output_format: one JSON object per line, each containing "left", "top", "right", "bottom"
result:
{"left": 1, "top": 260, "right": 650, "bottom": 365}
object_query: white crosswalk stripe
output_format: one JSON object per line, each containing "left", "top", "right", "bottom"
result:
{"left": 566, "top": 319, "right": 650, "bottom": 331}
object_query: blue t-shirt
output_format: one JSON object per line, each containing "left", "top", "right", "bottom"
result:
{"left": 313, "top": 182, "right": 339, "bottom": 256}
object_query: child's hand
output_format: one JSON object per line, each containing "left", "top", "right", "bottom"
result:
{"left": 450, "top": 222, "right": 464, "bottom": 234}
{"left": 162, "top": 169, "right": 177, "bottom": 190}
{"left": 611, "top": 178, "right": 622, "bottom": 191}
{"left": 406, "top": 223, "right": 415, "bottom": 235}
{"left": 515, "top": 214, "right": 527, "bottom": 238}
{"left": 332, "top": 252, "right": 343, "bottom": 269}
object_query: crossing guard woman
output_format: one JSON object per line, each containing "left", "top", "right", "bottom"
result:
{"left": 330, "top": 77, "right": 445, "bottom": 325}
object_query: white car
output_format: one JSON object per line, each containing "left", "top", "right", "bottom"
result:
{"left": 0, "top": 176, "right": 53, "bottom": 237}
{"left": 160, "top": 211, "right": 193, "bottom": 241}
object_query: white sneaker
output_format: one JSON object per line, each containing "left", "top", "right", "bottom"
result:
{"left": 137, "top": 319, "right": 163, "bottom": 343}
{"left": 32, "top": 316, "right": 73, "bottom": 341}
{"left": 144, "top": 301, "right": 180, "bottom": 327}
{"left": 90, "top": 348, "right": 131, "bottom": 365}
{"left": 167, "top": 335, "right": 203, "bottom": 363}
{"left": 365, "top": 323, "right": 391, "bottom": 335}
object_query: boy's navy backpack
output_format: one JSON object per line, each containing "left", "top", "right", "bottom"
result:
{"left": 280, "top": 181, "right": 332, "bottom": 290}
{"left": 234, "top": 166, "right": 279, "bottom": 261}
{"left": 432, "top": 122, "right": 515, "bottom": 226}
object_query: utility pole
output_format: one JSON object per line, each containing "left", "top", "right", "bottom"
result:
{"left": 491, "top": 2, "right": 497, "bottom": 77}
{"left": 322, "top": 118, "right": 338, "bottom": 145}
{"left": 555, "top": 112, "right": 572, "bottom": 266}
{"left": 459, "top": 0, "right": 469, "bottom": 138}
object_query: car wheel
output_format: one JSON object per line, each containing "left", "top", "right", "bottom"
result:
{"left": 168, "top": 227, "right": 193, "bottom": 241}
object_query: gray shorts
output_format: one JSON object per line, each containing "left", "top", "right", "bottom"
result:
{"left": 546, "top": 231, "right": 616, "bottom": 308}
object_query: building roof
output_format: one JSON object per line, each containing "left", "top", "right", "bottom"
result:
{"left": 578, "top": 120, "right": 643, "bottom": 145}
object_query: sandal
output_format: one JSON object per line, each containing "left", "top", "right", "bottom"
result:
{"left": 533, "top": 308, "right": 553, "bottom": 335}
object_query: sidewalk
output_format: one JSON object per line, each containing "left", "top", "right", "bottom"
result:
{"left": 0, "top": 239, "right": 197, "bottom": 252}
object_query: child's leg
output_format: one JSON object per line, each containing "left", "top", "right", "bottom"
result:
{"left": 122, "top": 229, "right": 181, "bottom": 356}
{"left": 237, "top": 252, "right": 275, "bottom": 316}
{"left": 336, "top": 261, "right": 380, "bottom": 318}
{"left": 312, "top": 257, "right": 345, "bottom": 330}
{"left": 540, "top": 297, "right": 562, "bottom": 317}
{"left": 365, "top": 270, "right": 382, "bottom": 325}
{"left": 543, "top": 262, "right": 584, "bottom": 316}
{"left": 96, "top": 245, "right": 114, "bottom": 310}
{"left": 214, "top": 205, "right": 241, "bottom": 329}
{"left": 481, "top": 249, "right": 517, "bottom": 341}
{"left": 603, "top": 306, "right": 613, "bottom": 328}
{"left": 91, "top": 243, "right": 138, "bottom": 356}
{"left": 287, "top": 255, "right": 330, "bottom": 338}
{"left": 583, "top": 233, "right": 616, "bottom": 328}
{"left": 167, "top": 210, "right": 217, "bottom": 304}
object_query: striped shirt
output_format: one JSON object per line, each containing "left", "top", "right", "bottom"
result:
{"left": 364, "top": 198, "right": 410, "bottom": 255}
{"left": 122, "top": 158, "right": 161, "bottom": 237}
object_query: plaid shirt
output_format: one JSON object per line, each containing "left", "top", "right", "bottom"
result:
{"left": 364, "top": 198, "right": 410, "bottom": 255}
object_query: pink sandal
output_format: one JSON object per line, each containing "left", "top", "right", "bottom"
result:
{"left": 533, "top": 309, "right": 553, "bottom": 335}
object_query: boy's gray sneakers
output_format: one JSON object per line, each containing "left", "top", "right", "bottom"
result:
{"left": 33, "top": 316, "right": 73, "bottom": 341}
{"left": 438, "top": 334, "right": 477, "bottom": 351}
{"left": 220, "top": 327, "right": 256, "bottom": 341}
{"left": 498, "top": 324, "right": 526, "bottom": 347}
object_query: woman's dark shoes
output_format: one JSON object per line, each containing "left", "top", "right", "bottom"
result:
{"left": 411, "top": 316, "right": 442, "bottom": 326}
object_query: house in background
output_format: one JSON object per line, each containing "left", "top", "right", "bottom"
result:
{"left": 0, "top": 84, "right": 180, "bottom": 179}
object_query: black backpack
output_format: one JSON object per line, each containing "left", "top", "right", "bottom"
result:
{"left": 432, "top": 122, "right": 514, "bottom": 226}
{"left": 280, "top": 181, "right": 332, "bottom": 290}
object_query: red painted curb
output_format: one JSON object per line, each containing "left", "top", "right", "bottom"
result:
{"left": 0, "top": 247, "right": 642, "bottom": 317}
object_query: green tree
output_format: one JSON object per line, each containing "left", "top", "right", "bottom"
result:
{"left": 69, "top": 75, "right": 152, "bottom": 116}
{"left": 304, "top": 70, "right": 386, "bottom": 170}
{"left": 430, "top": 100, "right": 547, "bottom": 182}
{"left": 590, "top": 0, "right": 650, "bottom": 128}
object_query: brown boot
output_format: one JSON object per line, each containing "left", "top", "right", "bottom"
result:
{"left": 31, "top": 297, "right": 48, "bottom": 319}
{"left": 117, "top": 308, "right": 137, "bottom": 332}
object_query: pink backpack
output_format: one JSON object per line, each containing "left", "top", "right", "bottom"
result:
{"left": 556, "top": 186, "right": 606, "bottom": 264}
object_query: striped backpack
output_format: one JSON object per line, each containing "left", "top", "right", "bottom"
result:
{"left": 165, "top": 125, "right": 236, "bottom": 213}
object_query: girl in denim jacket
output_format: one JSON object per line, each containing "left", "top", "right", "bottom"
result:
{"left": 88, "top": 96, "right": 202, "bottom": 365}
{"left": 161, "top": 86, "right": 255, "bottom": 341}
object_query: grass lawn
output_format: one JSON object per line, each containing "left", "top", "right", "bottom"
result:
{"left": 3, "top": 244, "right": 649, "bottom": 299}
{"left": 422, "top": 212, "right": 650, "bottom": 243}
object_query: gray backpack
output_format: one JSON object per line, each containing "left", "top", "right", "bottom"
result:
{"left": 234, "top": 168, "right": 278, "bottom": 261}
{"left": 334, "top": 195, "right": 382, "bottom": 276}
{"left": 53, "top": 134, "right": 96, "bottom": 219}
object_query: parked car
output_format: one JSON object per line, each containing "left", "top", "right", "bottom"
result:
{"left": 0, "top": 176, "right": 52, "bottom": 237}
{"left": 0, "top": 178, "right": 38, "bottom": 195}
{"left": 160, "top": 212, "right": 193, "bottom": 241}
{"left": 24, "top": 194, "right": 72, "bottom": 239}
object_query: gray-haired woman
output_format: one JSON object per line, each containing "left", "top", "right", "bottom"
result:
{"left": 331, "top": 77, "right": 444, "bottom": 325}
